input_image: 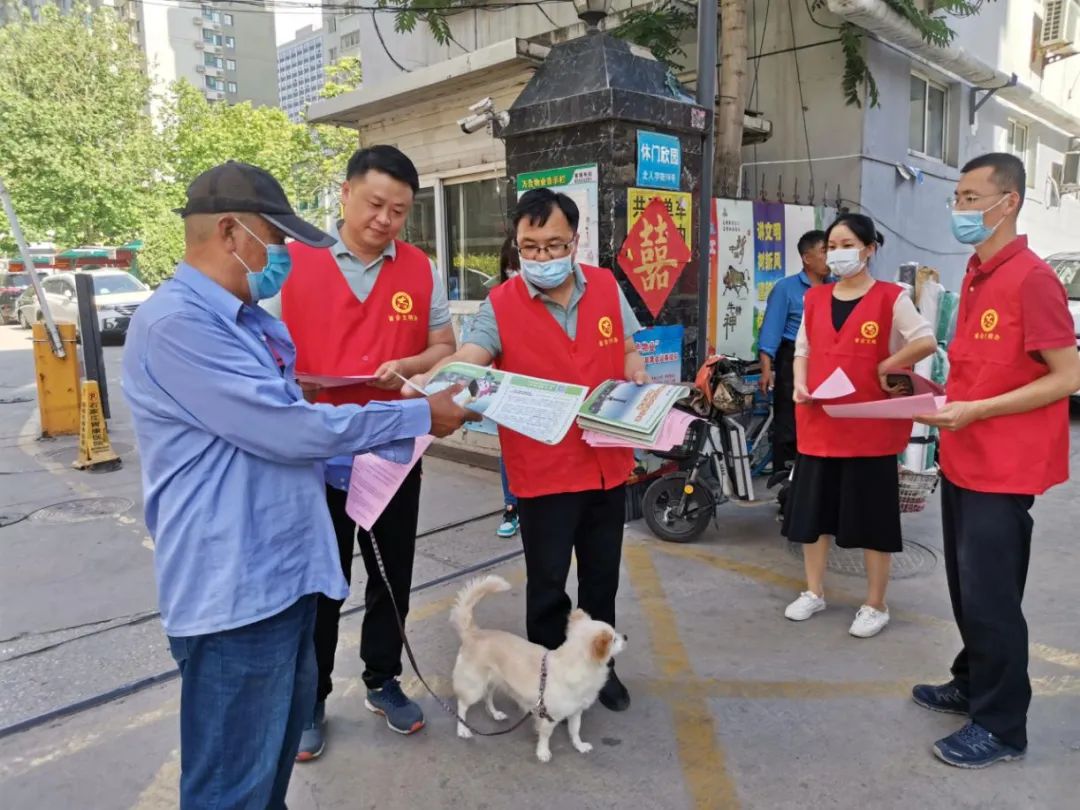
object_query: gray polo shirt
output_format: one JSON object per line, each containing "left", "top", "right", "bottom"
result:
{"left": 465, "top": 264, "right": 642, "bottom": 357}
{"left": 262, "top": 221, "right": 450, "bottom": 328}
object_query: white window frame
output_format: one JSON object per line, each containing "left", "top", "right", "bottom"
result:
{"left": 909, "top": 72, "right": 949, "bottom": 162}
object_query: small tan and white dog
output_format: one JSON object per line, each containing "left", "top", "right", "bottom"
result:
{"left": 450, "top": 575, "right": 627, "bottom": 763}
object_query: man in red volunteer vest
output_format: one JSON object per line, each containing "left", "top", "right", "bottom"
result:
{"left": 269, "top": 146, "right": 456, "bottom": 757}
{"left": 914, "top": 153, "right": 1080, "bottom": 769}
{"left": 412, "top": 189, "right": 649, "bottom": 711}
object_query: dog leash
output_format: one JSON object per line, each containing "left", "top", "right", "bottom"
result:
{"left": 368, "top": 529, "right": 547, "bottom": 737}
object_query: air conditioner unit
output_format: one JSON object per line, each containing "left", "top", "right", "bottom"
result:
{"left": 195, "top": 41, "right": 204, "bottom": 50}
{"left": 1041, "top": 0, "right": 1080, "bottom": 53}
{"left": 193, "top": 16, "right": 203, "bottom": 26}
{"left": 195, "top": 65, "right": 205, "bottom": 73}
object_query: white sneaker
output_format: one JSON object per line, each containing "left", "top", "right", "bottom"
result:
{"left": 849, "top": 605, "right": 890, "bottom": 638}
{"left": 785, "top": 591, "right": 826, "bottom": 621}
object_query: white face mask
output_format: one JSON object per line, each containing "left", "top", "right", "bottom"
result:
{"left": 826, "top": 248, "right": 865, "bottom": 278}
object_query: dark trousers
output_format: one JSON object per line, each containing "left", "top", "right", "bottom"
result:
{"left": 771, "top": 339, "right": 797, "bottom": 472}
{"left": 169, "top": 595, "right": 316, "bottom": 810}
{"left": 941, "top": 477, "right": 1034, "bottom": 750}
{"left": 317, "top": 463, "right": 422, "bottom": 698}
{"left": 516, "top": 486, "right": 625, "bottom": 650}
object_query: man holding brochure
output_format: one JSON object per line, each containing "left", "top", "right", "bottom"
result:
{"left": 266, "top": 146, "right": 455, "bottom": 755}
{"left": 411, "top": 188, "right": 648, "bottom": 711}
{"left": 913, "top": 153, "right": 1080, "bottom": 769}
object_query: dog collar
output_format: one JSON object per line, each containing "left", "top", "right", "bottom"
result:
{"left": 535, "top": 651, "right": 554, "bottom": 722}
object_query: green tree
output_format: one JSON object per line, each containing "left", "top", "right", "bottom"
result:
{"left": 0, "top": 4, "right": 159, "bottom": 252}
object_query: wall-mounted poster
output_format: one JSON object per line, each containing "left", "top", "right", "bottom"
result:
{"left": 752, "top": 201, "right": 786, "bottom": 348}
{"left": 617, "top": 197, "right": 691, "bottom": 318}
{"left": 516, "top": 165, "right": 599, "bottom": 266}
{"left": 627, "top": 187, "right": 692, "bottom": 251}
{"left": 712, "top": 199, "right": 756, "bottom": 360}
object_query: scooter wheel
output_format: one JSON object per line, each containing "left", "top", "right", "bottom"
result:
{"left": 643, "top": 473, "right": 714, "bottom": 544}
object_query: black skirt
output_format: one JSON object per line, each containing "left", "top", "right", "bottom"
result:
{"left": 781, "top": 454, "right": 903, "bottom": 553}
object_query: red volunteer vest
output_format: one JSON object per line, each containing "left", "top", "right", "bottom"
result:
{"left": 281, "top": 240, "right": 432, "bottom": 406}
{"left": 490, "top": 266, "right": 635, "bottom": 498}
{"left": 939, "top": 248, "right": 1069, "bottom": 495}
{"left": 796, "top": 281, "right": 912, "bottom": 458}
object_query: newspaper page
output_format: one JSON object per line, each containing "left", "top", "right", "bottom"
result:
{"left": 426, "top": 362, "right": 587, "bottom": 445}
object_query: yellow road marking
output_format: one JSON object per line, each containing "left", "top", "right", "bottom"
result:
{"left": 130, "top": 749, "right": 179, "bottom": 810}
{"left": 624, "top": 544, "right": 740, "bottom": 810}
{"left": 648, "top": 540, "right": 1080, "bottom": 672}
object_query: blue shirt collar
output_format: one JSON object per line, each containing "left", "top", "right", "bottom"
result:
{"left": 173, "top": 262, "right": 244, "bottom": 322}
{"left": 331, "top": 220, "right": 396, "bottom": 267}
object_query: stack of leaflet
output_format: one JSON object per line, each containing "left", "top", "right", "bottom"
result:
{"left": 583, "top": 408, "right": 697, "bottom": 452}
{"left": 576, "top": 380, "right": 690, "bottom": 447}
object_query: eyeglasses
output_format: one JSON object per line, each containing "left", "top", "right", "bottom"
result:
{"left": 513, "top": 239, "right": 576, "bottom": 261}
{"left": 946, "top": 191, "right": 1007, "bottom": 210}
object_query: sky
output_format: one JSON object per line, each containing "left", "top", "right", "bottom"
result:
{"left": 274, "top": 1, "right": 323, "bottom": 46}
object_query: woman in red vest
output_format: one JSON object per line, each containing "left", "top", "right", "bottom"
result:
{"left": 782, "top": 214, "right": 936, "bottom": 638}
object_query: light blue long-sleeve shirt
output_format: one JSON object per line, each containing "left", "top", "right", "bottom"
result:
{"left": 121, "top": 262, "right": 431, "bottom": 637}
{"left": 758, "top": 271, "right": 830, "bottom": 359}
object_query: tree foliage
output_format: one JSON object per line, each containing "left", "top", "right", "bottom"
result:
{"left": 0, "top": 5, "right": 159, "bottom": 252}
{"left": 0, "top": 5, "right": 361, "bottom": 284}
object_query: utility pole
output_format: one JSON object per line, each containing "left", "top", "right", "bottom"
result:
{"left": 716, "top": 0, "right": 749, "bottom": 197}
{"left": 695, "top": 0, "right": 719, "bottom": 367}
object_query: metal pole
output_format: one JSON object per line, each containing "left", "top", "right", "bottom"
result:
{"left": 75, "top": 272, "right": 110, "bottom": 419}
{"left": 0, "top": 177, "right": 65, "bottom": 358}
{"left": 695, "top": 0, "right": 718, "bottom": 369}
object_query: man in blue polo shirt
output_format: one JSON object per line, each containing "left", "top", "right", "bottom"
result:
{"left": 757, "top": 229, "right": 830, "bottom": 474}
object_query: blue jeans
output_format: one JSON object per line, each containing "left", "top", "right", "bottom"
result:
{"left": 500, "top": 459, "right": 517, "bottom": 508}
{"left": 168, "top": 595, "right": 317, "bottom": 810}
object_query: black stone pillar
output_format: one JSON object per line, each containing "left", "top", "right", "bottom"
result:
{"left": 501, "top": 32, "right": 712, "bottom": 377}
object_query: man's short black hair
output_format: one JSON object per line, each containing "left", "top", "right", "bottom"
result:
{"left": 345, "top": 145, "right": 420, "bottom": 193}
{"left": 797, "top": 229, "right": 826, "bottom": 256}
{"left": 961, "top": 152, "right": 1026, "bottom": 207}
{"left": 512, "top": 188, "right": 580, "bottom": 232}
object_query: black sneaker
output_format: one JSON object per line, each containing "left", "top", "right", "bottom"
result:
{"left": 912, "top": 681, "right": 970, "bottom": 715}
{"left": 598, "top": 668, "right": 630, "bottom": 712}
{"left": 933, "top": 722, "right": 1025, "bottom": 769}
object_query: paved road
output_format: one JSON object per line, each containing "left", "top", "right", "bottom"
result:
{"left": 0, "top": 323, "right": 1077, "bottom": 809}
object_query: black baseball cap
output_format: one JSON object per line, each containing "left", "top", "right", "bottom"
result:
{"left": 176, "top": 161, "right": 335, "bottom": 248}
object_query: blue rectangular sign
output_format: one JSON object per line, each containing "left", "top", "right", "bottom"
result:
{"left": 636, "top": 131, "right": 681, "bottom": 191}
{"left": 634, "top": 324, "right": 684, "bottom": 384}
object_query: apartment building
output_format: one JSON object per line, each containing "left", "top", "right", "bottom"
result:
{"left": 320, "top": 4, "right": 362, "bottom": 67}
{"left": 277, "top": 23, "right": 325, "bottom": 122}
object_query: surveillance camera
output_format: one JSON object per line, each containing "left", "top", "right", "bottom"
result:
{"left": 458, "top": 113, "right": 490, "bottom": 134}
{"left": 468, "top": 97, "right": 493, "bottom": 114}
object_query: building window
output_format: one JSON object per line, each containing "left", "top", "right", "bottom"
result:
{"left": 227, "top": 81, "right": 238, "bottom": 93}
{"left": 327, "top": 16, "right": 337, "bottom": 33}
{"left": 403, "top": 188, "right": 438, "bottom": 267}
{"left": 328, "top": 47, "right": 338, "bottom": 63}
{"left": 205, "top": 76, "right": 224, "bottom": 91}
{"left": 224, "top": 35, "right": 235, "bottom": 48}
{"left": 204, "top": 53, "right": 222, "bottom": 68}
{"left": 223, "top": 13, "right": 233, "bottom": 26}
{"left": 226, "top": 58, "right": 236, "bottom": 71}
{"left": 446, "top": 179, "right": 508, "bottom": 301}
{"left": 202, "top": 30, "right": 221, "bottom": 45}
{"left": 909, "top": 74, "right": 947, "bottom": 161}
{"left": 341, "top": 31, "right": 360, "bottom": 49}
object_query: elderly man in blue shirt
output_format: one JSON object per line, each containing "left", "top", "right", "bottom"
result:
{"left": 757, "top": 229, "right": 830, "bottom": 474}
{"left": 122, "top": 162, "right": 472, "bottom": 810}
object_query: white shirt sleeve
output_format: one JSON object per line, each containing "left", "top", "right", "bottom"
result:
{"left": 889, "top": 292, "right": 934, "bottom": 353}
{"left": 794, "top": 318, "right": 810, "bottom": 358}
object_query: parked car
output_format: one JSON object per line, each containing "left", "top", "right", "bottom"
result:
{"left": 1044, "top": 252, "right": 1080, "bottom": 403}
{"left": 22, "top": 270, "right": 151, "bottom": 340}
{"left": 0, "top": 271, "right": 47, "bottom": 324}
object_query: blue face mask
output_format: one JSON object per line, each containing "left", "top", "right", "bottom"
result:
{"left": 951, "top": 195, "right": 1007, "bottom": 245}
{"left": 521, "top": 255, "right": 574, "bottom": 290}
{"left": 234, "top": 219, "right": 292, "bottom": 302}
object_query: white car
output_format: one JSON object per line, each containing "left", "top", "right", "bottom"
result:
{"left": 35, "top": 270, "right": 151, "bottom": 340}
{"left": 1044, "top": 253, "right": 1080, "bottom": 403}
